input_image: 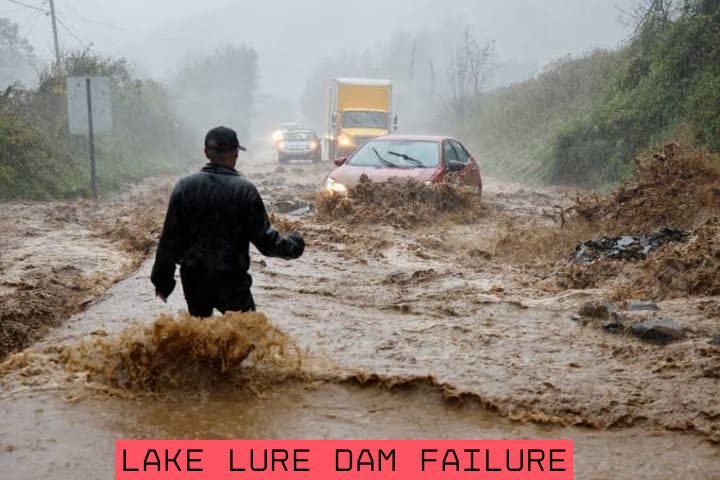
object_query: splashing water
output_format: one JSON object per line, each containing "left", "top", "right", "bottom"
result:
{"left": 64, "top": 312, "right": 304, "bottom": 391}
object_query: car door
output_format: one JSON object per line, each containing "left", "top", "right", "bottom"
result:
{"left": 450, "top": 140, "right": 481, "bottom": 188}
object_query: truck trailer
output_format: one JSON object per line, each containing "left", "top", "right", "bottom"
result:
{"left": 326, "top": 78, "right": 398, "bottom": 159}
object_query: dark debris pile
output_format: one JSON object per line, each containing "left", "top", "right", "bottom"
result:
{"left": 570, "top": 227, "right": 689, "bottom": 264}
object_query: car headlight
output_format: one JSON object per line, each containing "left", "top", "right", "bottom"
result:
{"left": 338, "top": 135, "right": 352, "bottom": 147}
{"left": 325, "top": 177, "right": 348, "bottom": 194}
{"left": 309, "top": 140, "right": 318, "bottom": 150}
{"left": 272, "top": 130, "right": 283, "bottom": 142}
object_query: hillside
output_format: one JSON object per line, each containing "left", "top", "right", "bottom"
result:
{"left": 466, "top": 49, "right": 622, "bottom": 184}
{"left": 468, "top": 0, "right": 720, "bottom": 188}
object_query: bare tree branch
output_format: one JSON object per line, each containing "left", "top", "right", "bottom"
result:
{"left": 447, "top": 28, "right": 495, "bottom": 136}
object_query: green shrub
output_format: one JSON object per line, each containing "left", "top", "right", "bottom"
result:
{"left": 0, "top": 48, "right": 195, "bottom": 200}
{"left": 462, "top": 0, "right": 720, "bottom": 188}
{"left": 545, "top": 0, "right": 720, "bottom": 186}
{"left": 463, "top": 49, "right": 622, "bottom": 184}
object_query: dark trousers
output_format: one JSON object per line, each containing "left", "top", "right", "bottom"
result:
{"left": 180, "top": 266, "right": 255, "bottom": 318}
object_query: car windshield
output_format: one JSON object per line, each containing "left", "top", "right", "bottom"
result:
{"left": 348, "top": 140, "right": 439, "bottom": 168}
{"left": 342, "top": 111, "right": 388, "bottom": 129}
{"left": 283, "top": 130, "right": 315, "bottom": 141}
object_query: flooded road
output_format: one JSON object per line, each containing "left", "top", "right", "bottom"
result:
{"left": 1, "top": 155, "right": 719, "bottom": 479}
{"left": 4, "top": 380, "right": 720, "bottom": 479}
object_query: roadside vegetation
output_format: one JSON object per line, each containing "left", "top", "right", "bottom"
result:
{"left": 0, "top": 20, "right": 260, "bottom": 202}
{"left": 3, "top": 1, "right": 719, "bottom": 196}
{"left": 299, "top": 0, "right": 719, "bottom": 189}
{"left": 464, "top": 50, "right": 622, "bottom": 185}
{"left": 0, "top": 46, "right": 194, "bottom": 200}
{"left": 467, "top": 0, "right": 720, "bottom": 187}
{"left": 0, "top": 39, "right": 197, "bottom": 201}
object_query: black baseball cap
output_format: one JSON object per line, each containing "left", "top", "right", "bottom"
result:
{"left": 205, "top": 126, "right": 247, "bottom": 152}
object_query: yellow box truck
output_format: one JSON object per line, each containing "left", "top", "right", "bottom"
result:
{"left": 326, "top": 78, "right": 397, "bottom": 159}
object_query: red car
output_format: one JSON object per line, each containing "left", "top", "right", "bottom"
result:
{"left": 325, "top": 134, "right": 482, "bottom": 196}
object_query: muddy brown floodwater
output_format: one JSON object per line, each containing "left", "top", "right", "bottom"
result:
{"left": 1, "top": 150, "right": 719, "bottom": 479}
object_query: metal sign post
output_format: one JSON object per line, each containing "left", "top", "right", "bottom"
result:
{"left": 85, "top": 78, "right": 97, "bottom": 200}
{"left": 66, "top": 76, "right": 112, "bottom": 200}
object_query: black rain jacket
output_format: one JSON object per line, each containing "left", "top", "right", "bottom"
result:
{"left": 151, "top": 163, "right": 304, "bottom": 298}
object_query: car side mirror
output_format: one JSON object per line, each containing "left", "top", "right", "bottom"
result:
{"left": 447, "top": 160, "right": 465, "bottom": 172}
{"left": 331, "top": 112, "right": 338, "bottom": 128}
{"left": 334, "top": 156, "right": 348, "bottom": 167}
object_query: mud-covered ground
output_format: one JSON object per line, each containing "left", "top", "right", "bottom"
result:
{"left": 1, "top": 145, "right": 719, "bottom": 479}
{"left": 0, "top": 179, "right": 172, "bottom": 359}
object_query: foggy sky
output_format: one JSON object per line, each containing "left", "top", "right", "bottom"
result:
{"left": 3, "top": 0, "right": 639, "bottom": 100}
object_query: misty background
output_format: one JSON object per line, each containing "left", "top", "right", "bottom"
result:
{"left": 2, "top": 0, "right": 638, "bottom": 135}
{"left": 15, "top": 0, "right": 717, "bottom": 198}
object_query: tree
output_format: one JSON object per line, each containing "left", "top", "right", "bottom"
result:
{"left": 171, "top": 45, "right": 259, "bottom": 140}
{"left": 620, "top": 0, "right": 678, "bottom": 51}
{"left": 447, "top": 28, "right": 495, "bottom": 137}
{"left": 0, "top": 17, "right": 36, "bottom": 88}
{"left": 1, "top": 48, "right": 195, "bottom": 199}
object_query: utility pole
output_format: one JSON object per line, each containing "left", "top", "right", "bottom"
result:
{"left": 49, "top": 0, "right": 61, "bottom": 68}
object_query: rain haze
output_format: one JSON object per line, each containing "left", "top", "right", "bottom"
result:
{"left": 4, "top": 0, "right": 637, "bottom": 106}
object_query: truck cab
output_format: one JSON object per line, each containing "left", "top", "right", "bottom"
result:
{"left": 326, "top": 78, "right": 398, "bottom": 159}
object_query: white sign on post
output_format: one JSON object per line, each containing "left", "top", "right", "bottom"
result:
{"left": 66, "top": 76, "right": 113, "bottom": 135}
{"left": 66, "top": 76, "right": 113, "bottom": 199}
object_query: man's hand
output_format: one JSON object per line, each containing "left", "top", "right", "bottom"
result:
{"left": 156, "top": 289, "right": 168, "bottom": 303}
{"left": 288, "top": 232, "right": 305, "bottom": 256}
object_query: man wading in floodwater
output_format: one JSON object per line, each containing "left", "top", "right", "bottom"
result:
{"left": 151, "top": 126, "right": 305, "bottom": 317}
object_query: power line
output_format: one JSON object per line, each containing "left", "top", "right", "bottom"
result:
{"left": 55, "top": 15, "right": 90, "bottom": 49}
{"left": 6, "top": 1, "right": 89, "bottom": 44}
{"left": 23, "top": 9, "right": 44, "bottom": 34}
{"left": 58, "top": 0, "right": 188, "bottom": 46}
{"left": 61, "top": 0, "right": 130, "bottom": 32}
{"left": 18, "top": 8, "right": 44, "bottom": 30}
{"left": 5, "top": 0, "right": 47, "bottom": 14}
{"left": 55, "top": 2, "right": 125, "bottom": 51}
{"left": 5, "top": 1, "right": 62, "bottom": 65}
{"left": 0, "top": 5, "right": 32, "bottom": 15}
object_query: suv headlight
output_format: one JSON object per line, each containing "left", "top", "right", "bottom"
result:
{"left": 325, "top": 177, "right": 348, "bottom": 194}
